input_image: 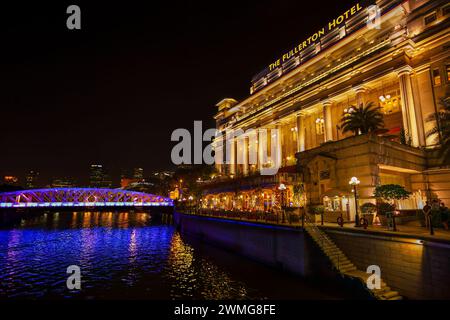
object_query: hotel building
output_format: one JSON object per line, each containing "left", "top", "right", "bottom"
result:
{"left": 201, "top": 0, "right": 450, "bottom": 222}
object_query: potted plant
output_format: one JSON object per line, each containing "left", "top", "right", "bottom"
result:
{"left": 374, "top": 184, "right": 411, "bottom": 228}
{"left": 376, "top": 202, "right": 395, "bottom": 226}
{"left": 360, "top": 203, "right": 377, "bottom": 225}
{"left": 309, "top": 205, "right": 325, "bottom": 223}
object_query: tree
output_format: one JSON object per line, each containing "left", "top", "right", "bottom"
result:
{"left": 374, "top": 184, "right": 411, "bottom": 219}
{"left": 374, "top": 184, "right": 411, "bottom": 203}
{"left": 426, "top": 95, "right": 450, "bottom": 164}
{"left": 173, "top": 164, "right": 216, "bottom": 199}
{"left": 340, "top": 101, "right": 384, "bottom": 136}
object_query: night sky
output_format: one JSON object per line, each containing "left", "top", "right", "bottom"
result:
{"left": 0, "top": 0, "right": 356, "bottom": 185}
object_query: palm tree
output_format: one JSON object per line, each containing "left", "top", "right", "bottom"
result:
{"left": 426, "top": 95, "right": 450, "bottom": 164}
{"left": 340, "top": 101, "right": 384, "bottom": 136}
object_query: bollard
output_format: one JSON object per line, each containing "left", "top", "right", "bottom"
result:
{"left": 429, "top": 214, "right": 434, "bottom": 235}
{"left": 360, "top": 218, "right": 368, "bottom": 230}
{"left": 337, "top": 216, "right": 344, "bottom": 227}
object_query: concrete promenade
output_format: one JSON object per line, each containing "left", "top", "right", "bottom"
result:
{"left": 182, "top": 211, "right": 450, "bottom": 243}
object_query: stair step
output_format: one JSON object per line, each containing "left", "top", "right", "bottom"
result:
{"left": 324, "top": 248, "right": 343, "bottom": 255}
{"left": 381, "top": 291, "right": 400, "bottom": 299}
{"left": 337, "top": 266, "right": 356, "bottom": 272}
{"left": 328, "top": 254, "right": 348, "bottom": 261}
{"left": 306, "top": 227, "right": 402, "bottom": 300}
{"left": 318, "top": 243, "right": 336, "bottom": 249}
{"left": 336, "top": 264, "right": 356, "bottom": 271}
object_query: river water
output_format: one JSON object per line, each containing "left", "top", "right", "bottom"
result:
{"left": 0, "top": 211, "right": 360, "bottom": 299}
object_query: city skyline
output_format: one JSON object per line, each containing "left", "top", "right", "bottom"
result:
{"left": 1, "top": 165, "right": 164, "bottom": 188}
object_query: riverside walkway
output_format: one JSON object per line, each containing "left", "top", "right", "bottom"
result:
{"left": 180, "top": 210, "right": 450, "bottom": 242}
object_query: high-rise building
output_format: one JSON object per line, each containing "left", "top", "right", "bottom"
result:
{"left": 133, "top": 167, "right": 144, "bottom": 180}
{"left": 51, "top": 177, "right": 76, "bottom": 188}
{"left": 3, "top": 175, "right": 19, "bottom": 186}
{"left": 89, "top": 164, "right": 112, "bottom": 188}
{"left": 26, "top": 170, "right": 39, "bottom": 189}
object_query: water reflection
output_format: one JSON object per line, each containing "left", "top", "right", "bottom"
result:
{"left": 0, "top": 211, "right": 359, "bottom": 299}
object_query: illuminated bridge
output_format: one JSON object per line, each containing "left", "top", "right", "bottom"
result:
{"left": 0, "top": 188, "right": 173, "bottom": 209}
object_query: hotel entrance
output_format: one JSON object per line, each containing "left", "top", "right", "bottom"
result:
{"left": 322, "top": 189, "right": 355, "bottom": 223}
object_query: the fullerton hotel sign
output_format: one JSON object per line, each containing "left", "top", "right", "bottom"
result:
{"left": 268, "top": 2, "right": 369, "bottom": 72}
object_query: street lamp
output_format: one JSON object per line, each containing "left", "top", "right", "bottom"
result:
{"left": 349, "top": 176, "right": 360, "bottom": 227}
{"left": 278, "top": 183, "right": 287, "bottom": 224}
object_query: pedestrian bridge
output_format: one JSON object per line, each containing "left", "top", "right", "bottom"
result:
{"left": 0, "top": 188, "right": 173, "bottom": 208}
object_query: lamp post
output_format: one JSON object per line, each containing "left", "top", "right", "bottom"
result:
{"left": 278, "top": 183, "right": 287, "bottom": 224}
{"left": 349, "top": 177, "right": 360, "bottom": 227}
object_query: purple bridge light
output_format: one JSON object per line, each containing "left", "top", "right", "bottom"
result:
{"left": 0, "top": 188, "right": 174, "bottom": 208}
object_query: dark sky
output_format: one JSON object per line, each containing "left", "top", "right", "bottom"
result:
{"left": 0, "top": 0, "right": 357, "bottom": 185}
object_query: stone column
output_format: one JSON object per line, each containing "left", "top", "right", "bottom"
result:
{"left": 397, "top": 66, "right": 420, "bottom": 147}
{"left": 322, "top": 100, "right": 333, "bottom": 142}
{"left": 296, "top": 113, "right": 305, "bottom": 152}
{"left": 275, "top": 124, "right": 283, "bottom": 168}
{"left": 241, "top": 135, "right": 248, "bottom": 176}
{"left": 214, "top": 140, "right": 223, "bottom": 174}
{"left": 248, "top": 130, "right": 258, "bottom": 173}
{"left": 353, "top": 85, "right": 367, "bottom": 107}
{"left": 413, "top": 66, "right": 437, "bottom": 147}
{"left": 258, "top": 128, "right": 266, "bottom": 172}
{"left": 226, "top": 131, "right": 236, "bottom": 176}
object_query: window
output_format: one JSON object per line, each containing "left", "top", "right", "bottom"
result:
{"left": 447, "top": 65, "right": 450, "bottom": 82}
{"left": 432, "top": 69, "right": 441, "bottom": 86}
{"left": 424, "top": 12, "right": 437, "bottom": 25}
{"left": 443, "top": 4, "right": 450, "bottom": 16}
{"left": 315, "top": 118, "right": 324, "bottom": 135}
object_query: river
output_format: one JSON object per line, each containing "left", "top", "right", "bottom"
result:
{"left": 0, "top": 211, "right": 360, "bottom": 299}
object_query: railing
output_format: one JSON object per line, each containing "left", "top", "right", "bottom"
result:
{"left": 303, "top": 213, "right": 341, "bottom": 272}
{"left": 184, "top": 208, "right": 303, "bottom": 225}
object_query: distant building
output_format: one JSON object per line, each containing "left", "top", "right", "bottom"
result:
{"left": 51, "top": 177, "right": 76, "bottom": 188}
{"left": 152, "top": 171, "right": 174, "bottom": 180}
{"left": 89, "top": 164, "right": 112, "bottom": 188}
{"left": 3, "top": 175, "right": 19, "bottom": 186}
{"left": 26, "top": 170, "right": 40, "bottom": 189}
{"left": 120, "top": 177, "right": 139, "bottom": 188}
{"left": 169, "top": 188, "right": 180, "bottom": 200}
{"left": 133, "top": 167, "right": 144, "bottom": 180}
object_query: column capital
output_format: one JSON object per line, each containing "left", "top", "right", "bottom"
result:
{"left": 352, "top": 84, "right": 369, "bottom": 94}
{"left": 396, "top": 65, "right": 413, "bottom": 77}
{"left": 321, "top": 99, "right": 334, "bottom": 107}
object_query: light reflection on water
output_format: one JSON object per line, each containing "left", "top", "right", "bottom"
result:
{"left": 0, "top": 211, "right": 358, "bottom": 299}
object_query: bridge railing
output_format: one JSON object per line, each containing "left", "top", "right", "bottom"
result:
{"left": 0, "top": 188, "right": 174, "bottom": 208}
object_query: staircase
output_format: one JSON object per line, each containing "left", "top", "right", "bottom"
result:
{"left": 304, "top": 219, "right": 402, "bottom": 300}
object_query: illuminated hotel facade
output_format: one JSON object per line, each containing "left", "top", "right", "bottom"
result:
{"left": 202, "top": 0, "right": 450, "bottom": 222}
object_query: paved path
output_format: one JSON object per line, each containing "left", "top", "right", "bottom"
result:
{"left": 186, "top": 212, "right": 450, "bottom": 242}
{"left": 319, "top": 220, "right": 450, "bottom": 241}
